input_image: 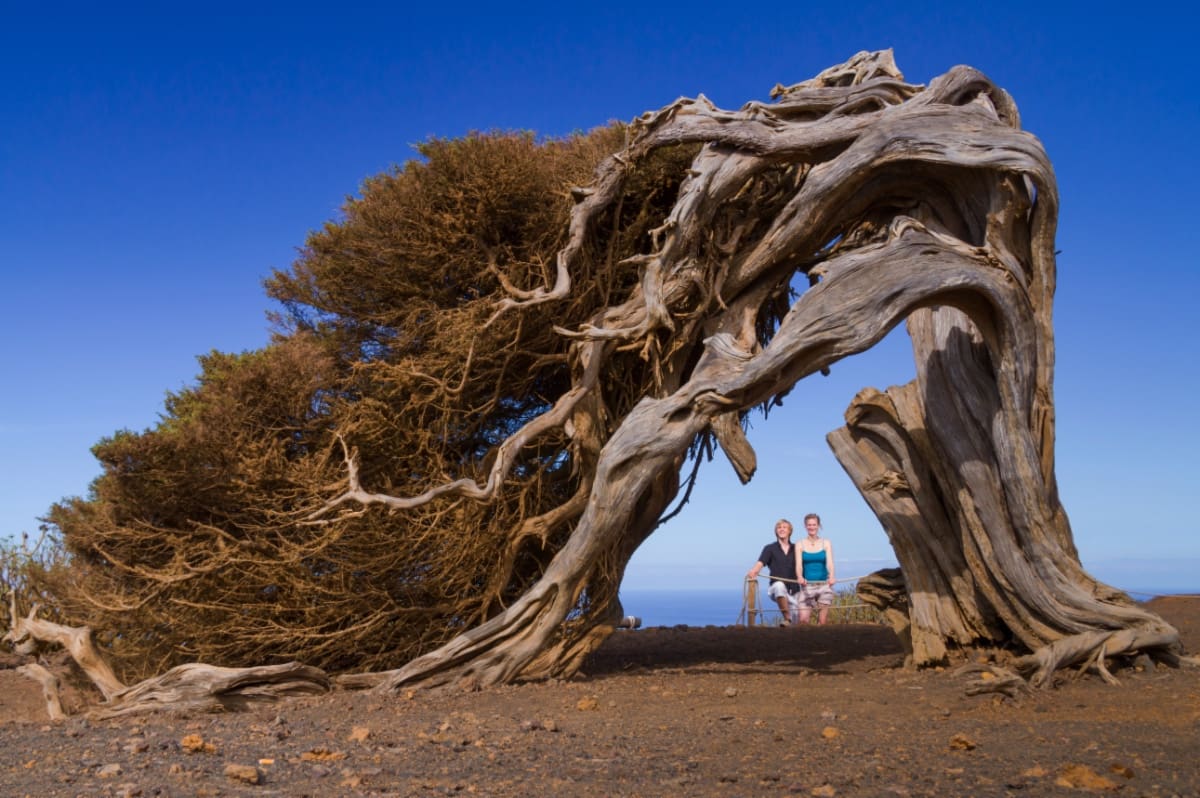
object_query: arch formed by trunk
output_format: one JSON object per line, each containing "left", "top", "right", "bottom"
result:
{"left": 320, "top": 50, "right": 1181, "bottom": 691}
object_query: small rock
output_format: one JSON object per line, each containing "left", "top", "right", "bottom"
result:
{"left": 543, "top": 718, "right": 558, "bottom": 732}
{"left": 97, "top": 763, "right": 123, "bottom": 778}
{"left": 576, "top": 697, "right": 599, "bottom": 711}
{"left": 224, "top": 764, "right": 262, "bottom": 785}
{"left": 724, "top": 687, "right": 739, "bottom": 698}
{"left": 821, "top": 726, "right": 840, "bottom": 739}
{"left": 1109, "top": 762, "right": 1135, "bottom": 779}
{"left": 1055, "top": 764, "right": 1117, "bottom": 790}
{"left": 300, "top": 747, "right": 346, "bottom": 762}
{"left": 949, "top": 733, "right": 976, "bottom": 751}
{"left": 180, "top": 734, "right": 216, "bottom": 754}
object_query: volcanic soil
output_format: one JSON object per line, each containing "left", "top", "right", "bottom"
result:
{"left": 2, "top": 596, "right": 1198, "bottom": 797}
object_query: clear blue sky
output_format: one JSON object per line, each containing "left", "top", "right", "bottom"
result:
{"left": 2, "top": 3, "right": 1196, "bottom": 594}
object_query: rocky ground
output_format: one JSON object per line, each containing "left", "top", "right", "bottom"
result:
{"left": 2, "top": 596, "right": 1198, "bottom": 797}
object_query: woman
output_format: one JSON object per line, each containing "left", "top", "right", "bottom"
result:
{"left": 797, "top": 513, "right": 835, "bottom": 625}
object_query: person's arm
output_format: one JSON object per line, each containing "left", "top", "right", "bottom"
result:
{"left": 825, "top": 540, "right": 835, "bottom": 585}
{"left": 747, "top": 560, "right": 765, "bottom": 580}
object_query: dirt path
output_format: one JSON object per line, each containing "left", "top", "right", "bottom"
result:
{"left": 2, "top": 598, "right": 1197, "bottom": 796}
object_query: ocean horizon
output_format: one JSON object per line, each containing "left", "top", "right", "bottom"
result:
{"left": 618, "top": 584, "right": 1200, "bottom": 629}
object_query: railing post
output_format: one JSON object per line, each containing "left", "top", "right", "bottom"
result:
{"left": 743, "top": 578, "right": 758, "bottom": 627}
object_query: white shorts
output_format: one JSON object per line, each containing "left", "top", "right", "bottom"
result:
{"left": 767, "top": 581, "right": 799, "bottom": 607}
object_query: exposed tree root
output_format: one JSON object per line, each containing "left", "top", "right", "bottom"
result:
{"left": 15, "top": 662, "right": 67, "bottom": 721}
{"left": 1014, "top": 627, "right": 1182, "bottom": 688}
{"left": 952, "top": 662, "right": 1031, "bottom": 699}
{"left": 4, "top": 597, "right": 329, "bottom": 720}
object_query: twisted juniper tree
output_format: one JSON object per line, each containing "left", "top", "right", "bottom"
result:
{"left": 34, "top": 51, "right": 1181, "bottom": 700}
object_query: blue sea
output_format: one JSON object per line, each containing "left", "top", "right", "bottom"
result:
{"left": 618, "top": 588, "right": 747, "bottom": 628}
{"left": 618, "top": 585, "right": 1200, "bottom": 629}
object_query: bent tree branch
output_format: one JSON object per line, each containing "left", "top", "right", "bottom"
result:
{"left": 326, "top": 51, "right": 1179, "bottom": 691}
{"left": 26, "top": 52, "right": 1181, "bottom": 711}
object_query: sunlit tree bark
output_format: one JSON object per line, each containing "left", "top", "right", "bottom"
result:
{"left": 30, "top": 51, "right": 1181, "bottom": 704}
{"left": 326, "top": 51, "right": 1180, "bottom": 690}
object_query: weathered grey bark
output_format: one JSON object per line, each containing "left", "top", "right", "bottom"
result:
{"left": 320, "top": 50, "right": 1182, "bottom": 691}
{"left": 4, "top": 596, "right": 329, "bottom": 719}
{"left": 17, "top": 51, "right": 1174, "bottom": 703}
{"left": 827, "top": 291, "right": 1180, "bottom": 685}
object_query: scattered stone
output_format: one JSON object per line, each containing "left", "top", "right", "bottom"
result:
{"left": 97, "top": 763, "right": 123, "bottom": 778}
{"left": 724, "top": 687, "right": 739, "bottom": 697}
{"left": 576, "top": 697, "right": 599, "bottom": 711}
{"left": 1055, "top": 764, "right": 1118, "bottom": 791}
{"left": 224, "top": 764, "right": 262, "bottom": 785}
{"left": 347, "top": 725, "right": 371, "bottom": 742}
{"left": 300, "top": 747, "right": 346, "bottom": 762}
{"left": 812, "top": 784, "right": 837, "bottom": 796}
{"left": 180, "top": 734, "right": 217, "bottom": 754}
{"left": 949, "top": 733, "right": 976, "bottom": 751}
{"left": 821, "top": 726, "right": 840, "bottom": 739}
{"left": 820, "top": 709, "right": 837, "bottom": 721}
{"left": 1108, "top": 762, "right": 1135, "bottom": 779}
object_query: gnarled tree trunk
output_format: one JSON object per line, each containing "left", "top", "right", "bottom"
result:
{"left": 24, "top": 52, "right": 1179, "bottom": 704}
{"left": 829, "top": 304, "right": 1179, "bottom": 684}
{"left": 336, "top": 51, "right": 1179, "bottom": 691}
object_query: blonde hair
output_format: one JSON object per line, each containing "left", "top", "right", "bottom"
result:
{"left": 775, "top": 518, "right": 793, "bottom": 533}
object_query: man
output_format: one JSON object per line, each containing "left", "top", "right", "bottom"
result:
{"left": 746, "top": 518, "right": 799, "bottom": 626}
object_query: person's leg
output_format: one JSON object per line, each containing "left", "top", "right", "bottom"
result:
{"left": 816, "top": 584, "right": 833, "bottom": 625}
{"left": 767, "top": 583, "right": 791, "bottom": 625}
{"left": 797, "top": 588, "right": 811, "bottom": 624}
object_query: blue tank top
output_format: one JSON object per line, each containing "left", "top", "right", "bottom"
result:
{"left": 801, "top": 548, "right": 828, "bottom": 581}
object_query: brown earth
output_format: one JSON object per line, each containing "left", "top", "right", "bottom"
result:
{"left": 2, "top": 596, "right": 1198, "bottom": 797}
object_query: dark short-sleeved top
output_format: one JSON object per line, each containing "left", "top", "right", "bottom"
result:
{"left": 757, "top": 542, "right": 799, "bottom": 594}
